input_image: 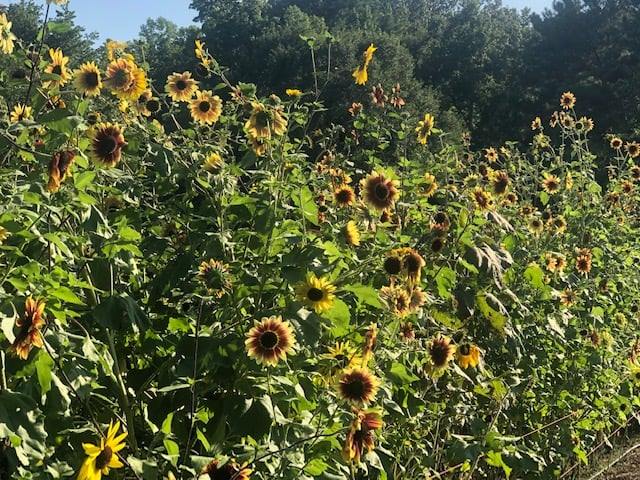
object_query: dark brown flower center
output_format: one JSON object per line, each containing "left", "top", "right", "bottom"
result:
{"left": 374, "top": 182, "right": 389, "bottom": 201}
{"left": 83, "top": 71, "right": 99, "bottom": 88}
{"left": 259, "top": 331, "right": 279, "bottom": 350}
{"left": 307, "top": 287, "right": 324, "bottom": 302}
{"left": 176, "top": 79, "right": 188, "bottom": 91}
{"left": 199, "top": 101, "right": 211, "bottom": 113}
{"left": 95, "top": 446, "right": 113, "bottom": 470}
{"left": 430, "top": 342, "right": 451, "bottom": 367}
{"left": 343, "top": 377, "right": 366, "bottom": 400}
{"left": 383, "top": 256, "right": 402, "bottom": 275}
{"left": 111, "top": 69, "right": 130, "bottom": 88}
{"left": 52, "top": 65, "right": 62, "bottom": 75}
{"left": 146, "top": 99, "right": 161, "bottom": 112}
{"left": 97, "top": 135, "right": 119, "bottom": 157}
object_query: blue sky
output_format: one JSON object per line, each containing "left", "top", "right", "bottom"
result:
{"left": 12, "top": 0, "right": 551, "bottom": 44}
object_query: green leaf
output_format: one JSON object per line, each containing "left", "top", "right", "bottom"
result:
{"left": 35, "top": 351, "right": 54, "bottom": 397}
{"left": 476, "top": 293, "right": 507, "bottom": 336}
{"left": 50, "top": 286, "right": 85, "bottom": 305}
{"left": 343, "top": 284, "right": 382, "bottom": 308}
{"left": 388, "top": 362, "right": 419, "bottom": 385}
{"left": 304, "top": 458, "right": 329, "bottom": 476}
{"left": 435, "top": 266, "right": 456, "bottom": 298}
{"left": 325, "top": 299, "right": 351, "bottom": 337}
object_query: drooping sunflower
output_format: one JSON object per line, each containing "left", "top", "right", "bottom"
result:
{"left": 338, "top": 368, "right": 380, "bottom": 405}
{"left": 342, "top": 409, "right": 383, "bottom": 464}
{"left": 47, "top": 150, "right": 75, "bottom": 193}
{"left": 344, "top": 220, "right": 361, "bottom": 246}
{"left": 415, "top": 113, "right": 435, "bottom": 145}
{"left": 0, "top": 13, "right": 17, "bottom": 54}
{"left": 334, "top": 184, "right": 356, "bottom": 207}
{"left": 560, "top": 91, "right": 576, "bottom": 110}
{"left": 541, "top": 173, "right": 561, "bottom": 194}
{"left": 296, "top": 273, "right": 336, "bottom": 313}
{"left": 9, "top": 103, "right": 32, "bottom": 124}
{"left": 104, "top": 58, "right": 148, "bottom": 101}
{"left": 428, "top": 335, "right": 455, "bottom": 376}
{"left": 90, "top": 123, "right": 126, "bottom": 167}
{"left": 203, "top": 152, "right": 224, "bottom": 173}
{"left": 575, "top": 248, "right": 592, "bottom": 276}
{"left": 402, "top": 248, "right": 425, "bottom": 285}
{"left": 423, "top": 173, "right": 438, "bottom": 198}
{"left": 165, "top": 72, "right": 199, "bottom": 102}
{"left": 190, "top": 90, "right": 223, "bottom": 125}
{"left": 77, "top": 421, "right": 127, "bottom": 480}
{"left": 352, "top": 43, "right": 377, "bottom": 85}
{"left": 73, "top": 62, "right": 102, "bottom": 97}
{"left": 245, "top": 316, "right": 296, "bottom": 366}
{"left": 470, "top": 187, "right": 494, "bottom": 211}
{"left": 244, "top": 102, "right": 287, "bottom": 139}
{"left": 43, "top": 48, "right": 71, "bottom": 88}
{"left": 457, "top": 343, "right": 481, "bottom": 369}
{"left": 360, "top": 171, "right": 399, "bottom": 211}
{"left": 201, "top": 459, "right": 252, "bottom": 480}
{"left": 625, "top": 142, "right": 640, "bottom": 159}
{"left": 197, "top": 259, "right": 232, "bottom": 297}
{"left": 11, "top": 297, "right": 45, "bottom": 360}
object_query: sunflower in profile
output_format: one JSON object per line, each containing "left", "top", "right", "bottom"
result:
{"left": 491, "top": 171, "right": 510, "bottom": 195}
{"left": 362, "top": 323, "right": 378, "bottom": 363}
{"left": 630, "top": 166, "right": 640, "bottom": 181}
{"left": 11, "top": 297, "right": 45, "bottom": 360}
{"left": 541, "top": 173, "right": 561, "bottom": 195}
{"left": 560, "top": 91, "right": 576, "bottom": 110}
{"left": 296, "top": 273, "right": 336, "bottom": 313}
{"left": 352, "top": 43, "right": 377, "bottom": 85}
{"left": 165, "top": 72, "right": 199, "bottom": 102}
{"left": 74, "top": 62, "right": 102, "bottom": 97}
{"left": 201, "top": 459, "right": 252, "bottom": 480}
{"left": 90, "top": 123, "right": 126, "bottom": 167}
{"left": 245, "top": 316, "right": 295, "bottom": 366}
{"left": 198, "top": 259, "right": 232, "bottom": 297}
{"left": 457, "top": 343, "right": 481, "bottom": 369}
{"left": 338, "top": 368, "right": 380, "bottom": 405}
{"left": 334, "top": 184, "right": 356, "bottom": 207}
{"left": 9, "top": 103, "right": 32, "bottom": 124}
{"left": 415, "top": 113, "right": 435, "bottom": 145}
{"left": 190, "top": 90, "right": 223, "bottom": 125}
{"left": 245, "top": 102, "right": 287, "bottom": 139}
{"left": 575, "top": 248, "right": 592, "bottom": 276}
{"left": 285, "top": 88, "right": 303, "bottom": 97}
{"left": 203, "top": 152, "right": 224, "bottom": 173}
{"left": 361, "top": 171, "right": 399, "bottom": 211}
{"left": 0, "top": 13, "right": 17, "bottom": 54}
{"left": 47, "top": 150, "right": 75, "bottom": 193}
{"left": 76, "top": 420, "right": 127, "bottom": 480}
{"left": 470, "top": 187, "right": 493, "bottom": 211}
{"left": 43, "top": 48, "right": 71, "bottom": 88}
{"left": 625, "top": 142, "right": 640, "bottom": 159}
{"left": 104, "top": 58, "right": 148, "bottom": 101}
{"left": 423, "top": 173, "right": 438, "bottom": 198}
{"left": 427, "top": 335, "right": 455, "bottom": 377}
{"left": 344, "top": 220, "right": 361, "bottom": 246}
{"left": 343, "top": 409, "right": 383, "bottom": 464}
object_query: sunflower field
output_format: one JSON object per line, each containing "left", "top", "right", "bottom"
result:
{"left": 3, "top": 5, "right": 640, "bottom": 480}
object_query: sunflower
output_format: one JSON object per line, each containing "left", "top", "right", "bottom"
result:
{"left": 541, "top": 173, "right": 561, "bottom": 194}
{"left": 550, "top": 216, "right": 567, "bottom": 234}
{"left": 380, "top": 286, "right": 411, "bottom": 317}
{"left": 334, "top": 184, "right": 356, "bottom": 207}
{"left": 470, "top": 187, "right": 493, "bottom": 211}
{"left": 575, "top": 248, "right": 592, "bottom": 276}
{"left": 104, "top": 58, "right": 148, "bottom": 101}
{"left": 132, "top": 89, "right": 153, "bottom": 117}
{"left": 9, "top": 103, "right": 32, "bottom": 124}
{"left": 610, "top": 137, "right": 623, "bottom": 150}
{"left": 428, "top": 335, "right": 455, "bottom": 376}
{"left": 362, "top": 323, "right": 378, "bottom": 363}
{"left": 630, "top": 166, "right": 640, "bottom": 181}
{"left": 201, "top": 459, "right": 251, "bottom": 480}
{"left": 409, "top": 287, "right": 430, "bottom": 311}
{"left": 559, "top": 288, "right": 577, "bottom": 307}
{"left": 187, "top": 90, "right": 222, "bottom": 125}
{"left": 77, "top": 420, "right": 127, "bottom": 480}
{"left": 361, "top": 171, "right": 399, "bottom": 211}
{"left": 383, "top": 251, "right": 403, "bottom": 276}
{"left": 621, "top": 180, "right": 634, "bottom": 194}
{"left": 431, "top": 237, "right": 445, "bottom": 253}
{"left": 165, "top": 72, "right": 199, "bottom": 102}
{"left": 203, "top": 152, "right": 224, "bottom": 173}
{"left": 352, "top": 43, "right": 377, "bottom": 85}
{"left": 43, "top": 48, "right": 71, "bottom": 88}
{"left": 245, "top": 102, "right": 287, "bottom": 139}
{"left": 245, "top": 316, "right": 296, "bottom": 366}
{"left": 457, "top": 343, "right": 481, "bottom": 369}
{"left": 503, "top": 192, "right": 518, "bottom": 205}
{"left": 344, "top": 220, "right": 361, "bottom": 246}
{"left": 625, "top": 142, "right": 640, "bottom": 159}
{"left": 249, "top": 136, "right": 268, "bottom": 157}
{"left": 490, "top": 171, "right": 510, "bottom": 195}
{"left": 423, "top": 173, "right": 438, "bottom": 198}
{"left": 90, "top": 123, "right": 126, "bottom": 167}
{"left": 198, "top": 259, "right": 232, "bottom": 297}
{"left": 338, "top": 368, "right": 380, "bottom": 405}
{"left": 0, "top": 226, "right": 9, "bottom": 244}
{"left": 531, "top": 117, "right": 542, "bottom": 130}
{"left": 296, "top": 273, "right": 336, "bottom": 313}
{"left": 560, "top": 91, "right": 576, "bottom": 110}
{"left": 0, "top": 13, "right": 17, "bottom": 54}
{"left": 431, "top": 212, "right": 450, "bottom": 231}
{"left": 415, "top": 113, "right": 435, "bottom": 145}
{"left": 73, "top": 62, "right": 102, "bottom": 97}
{"left": 47, "top": 150, "right": 75, "bottom": 193}
{"left": 348, "top": 102, "right": 363, "bottom": 116}
{"left": 528, "top": 217, "right": 544, "bottom": 236}
{"left": 194, "top": 39, "right": 212, "bottom": 69}
{"left": 11, "top": 297, "right": 45, "bottom": 360}
{"left": 285, "top": 88, "right": 302, "bottom": 97}
{"left": 320, "top": 342, "right": 362, "bottom": 378}
{"left": 484, "top": 147, "right": 498, "bottom": 163}
{"left": 342, "top": 409, "right": 383, "bottom": 464}
{"left": 402, "top": 248, "right": 425, "bottom": 285}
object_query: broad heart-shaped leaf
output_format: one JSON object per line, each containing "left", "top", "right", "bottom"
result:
{"left": 485, "top": 450, "right": 512, "bottom": 478}
{"left": 324, "top": 299, "right": 351, "bottom": 337}
{"left": 435, "top": 266, "right": 456, "bottom": 299}
{"left": 0, "top": 391, "right": 47, "bottom": 465}
{"left": 388, "top": 362, "right": 419, "bottom": 385}
{"left": 476, "top": 293, "right": 507, "bottom": 337}
{"left": 342, "top": 284, "right": 382, "bottom": 308}
{"left": 35, "top": 350, "right": 54, "bottom": 397}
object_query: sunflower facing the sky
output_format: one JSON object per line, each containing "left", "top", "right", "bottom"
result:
{"left": 74, "top": 62, "right": 102, "bottom": 97}
{"left": 201, "top": 459, "right": 252, "bottom": 480}
{"left": 338, "top": 368, "right": 380, "bottom": 405}
{"left": 190, "top": 90, "right": 223, "bottom": 125}
{"left": 77, "top": 421, "right": 126, "bottom": 480}
{"left": 360, "top": 171, "right": 399, "bottom": 211}
{"left": 352, "top": 43, "right": 377, "bottom": 85}
{"left": 296, "top": 273, "right": 336, "bottom": 313}
{"left": 245, "top": 316, "right": 296, "bottom": 366}
{"left": 415, "top": 113, "right": 435, "bottom": 145}
{"left": 11, "top": 297, "right": 46, "bottom": 360}
{"left": 43, "top": 48, "right": 71, "bottom": 88}
{"left": 165, "top": 71, "right": 199, "bottom": 102}
{"left": 90, "top": 123, "right": 126, "bottom": 167}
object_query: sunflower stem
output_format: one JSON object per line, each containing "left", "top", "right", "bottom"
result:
{"left": 23, "top": 3, "right": 50, "bottom": 105}
{"left": 0, "top": 350, "right": 7, "bottom": 391}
